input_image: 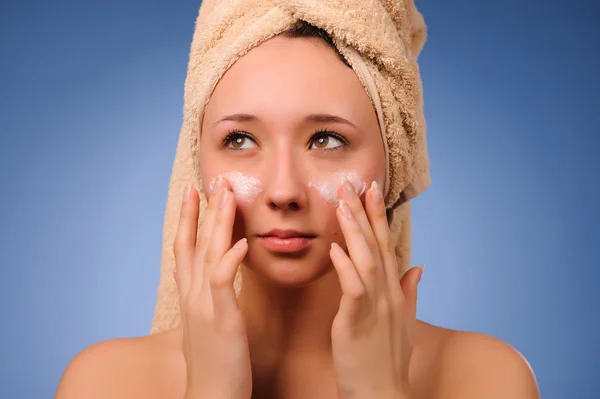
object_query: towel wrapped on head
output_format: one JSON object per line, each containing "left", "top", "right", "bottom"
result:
{"left": 151, "top": 0, "right": 430, "bottom": 334}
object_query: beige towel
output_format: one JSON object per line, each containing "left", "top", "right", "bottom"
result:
{"left": 150, "top": 0, "right": 430, "bottom": 334}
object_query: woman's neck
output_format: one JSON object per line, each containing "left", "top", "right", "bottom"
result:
{"left": 238, "top": 265, "right": 343, "bottom": 363}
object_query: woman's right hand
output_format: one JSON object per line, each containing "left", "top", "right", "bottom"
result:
{"left": 174, "top": 176, "right": 252, "bottom": 399}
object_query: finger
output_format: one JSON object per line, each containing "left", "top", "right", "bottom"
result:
{"left": 191, "top": 175, "right": 226, "bottom": 287}
{"left": 330, "top": 242, "right": 365, "bottom": 323}
{"left": 338, "top": 178, "right": 386, "bottom": 294}
{"left": 173, "top": 184, "right": 199, "bottom": 297}
{"left": 366, "top": 182, "right": 408, "bottom": 377}
{"left": 211, "top": 238, "right": 248, "bottom": 329}
{"left": 365, "top": 181, "right": 402, "bottom": 305}
{"left": 338, "top": 177, "right": 381, "bottom": 259}
{"left": 400, "top": 266, "right": 423, "bottom": 341}
{"left": 336, "top": 199, "right": 379, "bottom": 298}
{"left": 203, "top": 185, "right": 237, "bottom": 291}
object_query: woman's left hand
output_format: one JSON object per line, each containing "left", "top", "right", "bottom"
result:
{"left": 329, "top": 178, "right": 424, "bottom": 399}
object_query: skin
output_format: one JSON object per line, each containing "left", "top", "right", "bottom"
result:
{"left": 55, "top": 36, "right": 541, "bottom": 399}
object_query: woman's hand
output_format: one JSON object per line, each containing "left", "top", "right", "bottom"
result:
{"left": 329, "top": 178, "right": 424, "bottom": 399}
{"left": 173, "top": 176, "right": 252, "bottom": 399}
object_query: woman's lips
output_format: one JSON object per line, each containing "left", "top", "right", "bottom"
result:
{"left": 258, "top": 236, "right": 314, "bottom": 253}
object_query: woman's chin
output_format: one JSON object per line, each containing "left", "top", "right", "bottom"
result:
{"left": 243, "top": 249, "right": 333, "bottom": 287}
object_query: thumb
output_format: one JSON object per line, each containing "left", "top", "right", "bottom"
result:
{"left": 400, "top": 265, "right": 424, "bottom": 338}
{"left": 414, "top": 265, "right": 424, "bottom": 302}
{"left": 399, "top": 265, "right": 423, "bottom": 303}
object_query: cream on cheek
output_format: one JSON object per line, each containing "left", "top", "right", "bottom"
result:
{"left": 308, "top": 171, "right": 369, "bottom": 205}
{"left": 206, "top": 170, "right": 369, "bottom": 206}
{"left": 207, "top": 172, "right": 262, "bottom": 205}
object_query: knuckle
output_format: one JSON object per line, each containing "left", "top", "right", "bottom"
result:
{"left": 381, "top": 236, "right": 395, "bottom": 254}
{"left": 209, "top": 270, "right": 229, "bottom": 289}
{"left": 214, "top": 211, "right": 226, "bottom": 228}
{"left": 389, "top": 294, "right": 403, "bottom": 311}
{"left": 199, "top": 224, "right": 213, "bottom": 245}
{"left": 346, "top": 286, "right": 366, "bottom": 301}
{"left": 196, "top": 232, "right": 208, "bottom": 251}
{"left": 377, "top": 298, "right": 391, "bottom": 316}
{"left": 367, "top": 238, "right": 380, "bottom": 255}
{"left": 174, "top": 228, "right": 197, "bottom": 260}
{"left": 361, "top": 257, "right": 378, "bottom": 275}
{"left": 205, "top": 247, "right": 218, "bottom": 264}
{"left": 173, "top": 239, "right": 189, "bottom": 261}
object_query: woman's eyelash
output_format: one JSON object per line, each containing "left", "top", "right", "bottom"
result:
{"left": 311, "top": 128, "right": 349, "bottom": 150}
{"left": 313, "top": 128, "right": 348, "bottom": 142}
{"left": 222, "top": 129, "right": 254, "bottom": 148}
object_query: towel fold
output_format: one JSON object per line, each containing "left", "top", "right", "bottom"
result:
{"left": 151, "top": 0, "right": 430, "bottom": 334}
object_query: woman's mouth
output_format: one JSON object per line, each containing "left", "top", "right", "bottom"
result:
{"left": 257, "top": 230, "right": 316, "bottom": 253}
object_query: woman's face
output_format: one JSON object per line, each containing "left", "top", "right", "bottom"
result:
{"left": 200, "top": 35, "right": 386, "bottom": 286}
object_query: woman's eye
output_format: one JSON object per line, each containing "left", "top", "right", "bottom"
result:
{"left": 310, "top": 133, "right": 345, "bottom": 150}
{"left": 225, "top": 133, "right": 257, "bottom": 150}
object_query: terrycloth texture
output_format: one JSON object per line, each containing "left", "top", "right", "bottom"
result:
{"left": 150, "top": 0, "right": 430, "bottom": 334}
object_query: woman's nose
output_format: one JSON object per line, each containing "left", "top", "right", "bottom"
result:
{"left": 262, "top": 154, "right": 307, "bottom": 211}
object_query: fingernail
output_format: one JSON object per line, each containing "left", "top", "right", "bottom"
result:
{"left": 183, "top": 185, "right": 191, "bottom": 203}
{"left": 371, "top": 181, "right": 383, "bottom": 203}
{"left": 419, "top": 264, "right": 425, "bottom": 282}
{"left": 338, "top": 199, "right": 353, "bottom": 219}
{"left": 340, "top": 176, "right": 355, "bottom": 197}
{"left": 234, "top": 238, "right": 247, "bottom": 249}
{"left": 219, "top": 188, "right": 229, "bottom": 209}
{"left": 330, "top": 242, "right": 343, "bottom": 257}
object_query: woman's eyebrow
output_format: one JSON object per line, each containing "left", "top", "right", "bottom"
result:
{"left": 305, "top": 114, "right": 357, "bottom": 128}
{"left": 214, "top": 113, "right": 257, "bottom": 126}
{"left": 213, "top": 113, "right": 357, "bottom": 128}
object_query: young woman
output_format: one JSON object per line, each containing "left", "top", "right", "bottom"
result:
{"left": 56, "top": 12, "right": 540, "bottom": 399}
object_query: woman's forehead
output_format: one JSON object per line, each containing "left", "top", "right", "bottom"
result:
{"left": 205, "top": 36, "right": 375, "bottom": 123}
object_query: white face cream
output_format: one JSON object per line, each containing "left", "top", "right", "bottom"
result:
{"left": 308, "top": 171, "right": 368, "bottom": 205}
{"left": 208, "top": 172, "right": 262, "bottom": 205}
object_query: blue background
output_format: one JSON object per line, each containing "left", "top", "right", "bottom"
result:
{"left": 1, "top": 0, "right": 598, "bottom": 397}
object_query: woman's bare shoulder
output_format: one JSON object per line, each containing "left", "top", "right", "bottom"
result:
{"left": 55, "top": 328, "right": 184, "bottom": 399}
{"left": 417, "top": 321, "right": 541, "bottom": 399}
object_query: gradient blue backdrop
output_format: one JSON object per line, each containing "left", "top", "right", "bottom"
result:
{"left": 1, "top": 0, "right": 598, "bottom": 397}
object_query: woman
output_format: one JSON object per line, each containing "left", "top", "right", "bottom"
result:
{"left": 56, "top": 2, "right": 540, "bottom": 398}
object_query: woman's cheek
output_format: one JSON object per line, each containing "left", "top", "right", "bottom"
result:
{"left": 308, "top": 170, "right": 369, "bottom": 205}
{"left": 207, "top": 172, "right": 263, "bottom": 205}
